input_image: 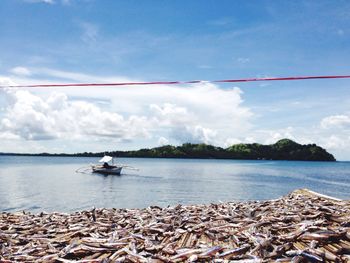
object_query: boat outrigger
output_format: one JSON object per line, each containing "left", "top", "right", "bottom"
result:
{"left": 91, "top": 155, "right": 123, "bottom": 175}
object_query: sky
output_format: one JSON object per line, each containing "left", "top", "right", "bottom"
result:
{"left": 0, "top": 0, "right": 350, "bottom": 160}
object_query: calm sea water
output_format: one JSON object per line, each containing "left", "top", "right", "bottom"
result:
{"left": 0, "top": 156, "right": 349, "bottom": 213}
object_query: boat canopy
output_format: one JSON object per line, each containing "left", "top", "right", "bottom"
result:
{"left": 99, "top": 155, "right": 113, "bottom": 163}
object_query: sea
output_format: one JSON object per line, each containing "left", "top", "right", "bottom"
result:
{"left": 0, "top": 155, "right": 349, "bottom": 213}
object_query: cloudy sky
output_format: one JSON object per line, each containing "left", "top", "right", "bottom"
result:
{"left": 0, "top": 1, "right": 350, "bottom": 160}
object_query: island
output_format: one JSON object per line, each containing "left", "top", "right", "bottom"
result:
{"left": 1, "top": 139, "right": 336, "bottom": 161}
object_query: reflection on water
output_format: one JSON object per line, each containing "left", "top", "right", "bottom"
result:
{"left": 0, "top": 156, "right": 349, "bottom": 213}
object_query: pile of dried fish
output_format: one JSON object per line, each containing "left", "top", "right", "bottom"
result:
{"left": 1, "top": 189, "right": 350, "bottom": 262}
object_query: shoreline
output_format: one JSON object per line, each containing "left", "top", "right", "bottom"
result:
{"left": 0, "top": 139, "right": 337, "bottom": 162}
{"left": 1, "top": 189, "right": 349, "bottom": 262}
{"left": 0, "top": 153, "right": 339, "bottom": 162}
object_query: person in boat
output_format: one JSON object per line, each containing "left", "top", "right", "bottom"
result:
{"left": 103, "top": 162, "right": 110, "bottom": 169}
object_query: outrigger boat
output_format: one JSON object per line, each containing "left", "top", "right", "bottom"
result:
{"left": 91, "top": 155, "right": 123, "bottom": 175}
{"left": 76, "top": 155, "right": 138, "bottom": 175}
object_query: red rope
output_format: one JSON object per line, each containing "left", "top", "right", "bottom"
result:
{"left": 1, "top": 75, "right": 350, "bottom": 88}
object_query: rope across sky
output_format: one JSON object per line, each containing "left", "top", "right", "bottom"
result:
{"left": 1, "top": 75, "right": 350, "bottom": 88}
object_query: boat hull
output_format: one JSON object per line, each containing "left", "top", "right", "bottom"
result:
{"left": 92, "top": 166, "right": 122, "bottom": 175}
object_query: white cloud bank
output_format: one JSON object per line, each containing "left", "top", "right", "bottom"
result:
{"left": 0, "top": 70, "right": 253, "bottom": 152}
{"left": 23, "top": 0, "right": 71, "bottom": 4}
{"left": 318, "top": 113, "right": 350, "bottom": 159}
{"left": 10, "top": 67, "right": 32, "bottom": 77}
{"left": 1, "top": 89, "right": 150, "bottom": 141}
{"left": 23, "top": 0, "right": 55, "bottom": 4}
{"left": 321, "top": 114, "right": 350, "bottom": 129}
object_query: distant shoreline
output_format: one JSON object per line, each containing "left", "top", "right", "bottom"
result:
{"left": 0, "top": 138, "right": 336, "bottom": 161}
{"left": 0, "top": 152, "right": 337, "bottom": 162}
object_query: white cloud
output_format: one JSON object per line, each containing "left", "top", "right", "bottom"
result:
{"left": 24, "top": 68, "right": 132, "bottom": 83}
{"left": 0, "top": 70, "right": 254, "bottom": 152}
{"left": 10, "top": 67, "right": 32, "bottom": 76}
{"left": 322, "top": 135, "right": 347, "bottom": 150}
{"left": 0, "top": 77, "right": 17, "bottom": 87}
{"left": 158, "top": 137, "right": 169, "bottom": 146}
{"left": 150, "top": 103, "right": 221, "bottom": 144}
{"left": 224, "top": 127, "right": 298, "bottom": 148}
{"left": 0, "top": 89, "right": 150, "bottom": 141}
{"left": 24, "top": 0, "right": 55, "bottom": 4}
{"left": 171, "top": 125, "right": 217, "bottom": 144}
{"left": 237, "top": 57, "right": 250, "bottom": 64}
{"left": 321, "top": 114, "right": 350, "bottom": 129}
{"left": 316, "top": 134, "right": 350, "bottom": 161}
{"left": 262, "top": 127, "right": 297, "bottom": 144}
{"left": 317, "top": 114, "right": 350, "bottom": 159}
{"left": 23, "top": 0, "right": 72, "bottom": 4}
{"left": 224, "top": 137, "right": 242, "bottom": 147}
{"left": 150, "top": 103, "right": 192, "bottom": 126}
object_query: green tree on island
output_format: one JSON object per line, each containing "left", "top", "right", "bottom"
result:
{"left": 2, "top": 139, "right": 335, "bottom": 161}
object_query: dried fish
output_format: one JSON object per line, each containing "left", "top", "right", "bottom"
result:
{"left": 218, "top": 244, "right": 250, "bottom": 258}
{"left": 0, "top": 189, "right": 349, "bottom": 262}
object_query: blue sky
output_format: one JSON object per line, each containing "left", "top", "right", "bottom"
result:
{"left": 0, "top": 0, "right": 350, "bottom": 160}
